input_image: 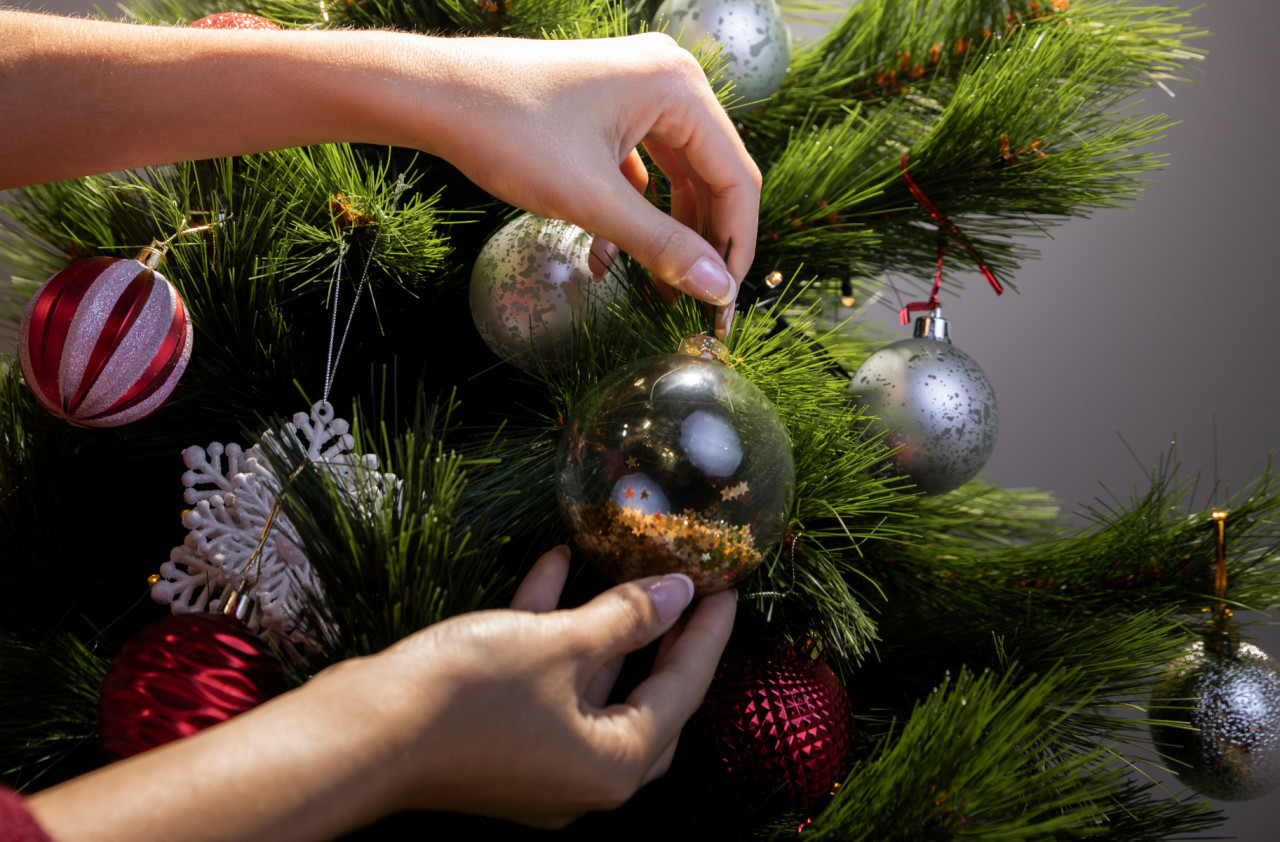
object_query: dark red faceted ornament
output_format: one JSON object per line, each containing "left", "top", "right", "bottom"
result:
{"left": 100, "top": 613, "right": 287, "bottom": 758}
{"left": 690, "top": 644, "right": 854, "bottom": 810}
{"left": 189, "top": 12, "right": 281, "bottom": 29}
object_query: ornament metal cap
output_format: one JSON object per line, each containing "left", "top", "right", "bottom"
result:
{"left": 913, "top": 312, "right": 950, "bottom": 343}
{"left": 135, "top": 243, "right": 166, "bottom": 270}
{"left": 677, "top": 334, "right": 730, "bottom": 364}
{"left": 218, "top": 588, "right": 255, "bottom": 623}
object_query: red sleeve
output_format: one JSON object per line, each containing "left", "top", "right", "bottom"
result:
{"left": 0, "top": 788, "right": 55, "bottom": 842}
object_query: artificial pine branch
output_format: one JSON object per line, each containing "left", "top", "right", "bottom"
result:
{"left": 0, "top": 633, "right": 108, "bottom": 791}
{"left": 267, "top": 390, "right": 512, "bottom": 674}
{"left": 793, "top": 666, "right": 1219, "bottom": 841}
{"left": 252, "top": 144, "right": 454, "bottom": 290}
{"left": 742, "top": 0, "right": 1203, "bottom": 298}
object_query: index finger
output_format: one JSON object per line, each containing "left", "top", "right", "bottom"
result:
{"left": 645, "top": 101, "right": 761, "bottom": 285}
{"left": 621, "top": 589, "right": 737, "bottom": 743}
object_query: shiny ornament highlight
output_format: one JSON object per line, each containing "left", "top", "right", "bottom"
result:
{"left": 1149, "top": 636, "right": 1280, "bottom": 801}
{"left": 689, "top": 644, "right": 854, "bottom": 810}
{"left": 99, "top": 613, "right": 287, "bottom": 758}
{"left": 557, "top": 338, "right": 793, "bottom": 594}
{"left": 848, "top": 314, "right": 996, "bottom": 495}
{"left": 470, "top": 213, "right": 623, "bottom": 371}
{"left": 189, "top": 12, "right": 281, "bottom": 29}
{"left": 653, "top": 0, "right": 792, "bottom": 112}
{"left": 17, "top": 254, "right": 193, "bottom": 428}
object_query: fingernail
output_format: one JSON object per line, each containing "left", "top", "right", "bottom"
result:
{"left": 590, "top": 238, "right": 620, "bottom": 279}
{"left": 715, "top": 305, "right": 735, "bottom": 340}
{"left": 647, "top": 574, "right": 695, "bottom": 624}
{"left": 680, "top": 257, "right": 736, "bottom": 305}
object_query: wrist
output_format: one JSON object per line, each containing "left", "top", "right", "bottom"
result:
{"left": 329, "top": 32, "right": 493, "bottom": 157}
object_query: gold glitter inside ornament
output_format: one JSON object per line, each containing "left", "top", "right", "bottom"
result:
{"left": 557, "top": 336, "right": 794, "bottom": 594}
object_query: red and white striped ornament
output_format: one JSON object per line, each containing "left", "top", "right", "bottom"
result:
{"left": 17, "top": 249, "right": 194, "bottom": 428}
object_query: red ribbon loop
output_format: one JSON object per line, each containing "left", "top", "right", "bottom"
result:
{"left": 898, "top": 152, "right": 1003, "bottom": 324}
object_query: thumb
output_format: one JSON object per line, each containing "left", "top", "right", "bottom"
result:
{"left": 566, "top": 574, "right": 696, "bottom": 681}
{"left": 590, "top": 182, "right": 737, "bottom": 308}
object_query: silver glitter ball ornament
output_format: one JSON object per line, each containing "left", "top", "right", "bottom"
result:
{"left": 848, "top": 314, "right": 997, "bottom": 496}
{"left": 470, "top": 213, "right": 623, "bottom": 372}
{"left": 653, "top": 0, "right": 791, "bottom": 112}
{"left": 1149, "top": 635, "right": 1280, "bottom": 801}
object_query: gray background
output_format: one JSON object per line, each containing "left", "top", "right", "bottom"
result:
{"left": 3, "top": 0, "right": 1278, "bottom": 836}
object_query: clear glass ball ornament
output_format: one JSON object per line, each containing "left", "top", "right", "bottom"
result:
{"left": 557, "top": 336, "right": 794, "bottom": 594}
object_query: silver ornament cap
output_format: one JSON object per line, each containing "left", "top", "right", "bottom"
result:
{"left": 848, "top": 314, "right": 998, "bottom": 495}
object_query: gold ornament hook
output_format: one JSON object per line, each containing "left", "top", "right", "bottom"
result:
{"left": 1212, "top": 509, "right": 1229, "bottom": 619}
{"left": 135, "top": 214, "right": 233, "bottom": 268}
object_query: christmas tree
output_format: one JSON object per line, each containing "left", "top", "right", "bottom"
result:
{"left": 4, "top": 0, "right": 1279, "bottom": 839}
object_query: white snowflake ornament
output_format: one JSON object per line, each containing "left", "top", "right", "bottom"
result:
{"left": 151, "top": 402, "right": 395, "bottom": 653}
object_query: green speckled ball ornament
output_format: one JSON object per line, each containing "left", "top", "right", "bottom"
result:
{"left": 470, "top": 213, "right": 623, "bottom": 372}
{"left": 557, "top": 335, "right": 794, "bottom": 595}
{"left": 848, "top": 313, "right": 997, "bottom": 495}
{"left": 1149, "top": 634, "right": 1280, "bottom": 801}
{"left": 653, "top": 0, "right": 792, "bottom": 112}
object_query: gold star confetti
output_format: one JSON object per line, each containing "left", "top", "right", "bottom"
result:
{"left": 566, "top": 499, "right": 760, "bottom": 593}
{"left": 720, "top": 481, "right": 750, "bottom": 501}
{"left": 626, "top": 456, "right": 639, "bottom": 468}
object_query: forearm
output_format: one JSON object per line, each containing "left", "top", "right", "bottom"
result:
{"left": 0, "top": 11, "right": 458, "bottom": 190}
{"left": 27, "top": 657, "right": 423, "bottom": 842}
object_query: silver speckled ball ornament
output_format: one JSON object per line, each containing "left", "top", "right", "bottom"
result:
{"left": 1149, "top": 636, "right": 1280, "bottom": 801}
{"left": 653, "top": 0, "right": 791, "bottom": 112}
{"left": 848, "top": 314, "right": 997, "bottom": 496}
{"left": 470, "top": 213, "right": 623, "bottom": 371}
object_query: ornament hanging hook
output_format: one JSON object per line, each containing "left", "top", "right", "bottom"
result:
{"left": 1212, "top": 509, "right": 1230, "bottom": 620}
{"left": 235, "top": 459, "right": 312, "bottom": 600}
{"left": 137, "top": 214, "right": 234, "bottom": 268}
{"left": 897, "top": 149, "right": 1003, "bottom": 326}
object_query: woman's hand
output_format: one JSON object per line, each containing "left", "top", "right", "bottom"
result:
{"left": 374, "top": 545, "right": 737, "bottom": 827}
{"left": 378, "top": 34, "right": 760, "bottom": 336}
{"left": 1, "top": 14, "right": 760, "bottom": 336}
{"left": 28, "top": 547, "right": 737, "bottom": 840}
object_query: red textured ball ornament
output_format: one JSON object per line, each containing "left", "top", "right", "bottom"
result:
{"left": 189, "top": 12, "right": 281, "bottom": 29}
{"left": 17, "top": 254, "right": 193, "bottom": 428}
{"left": 100, "top": 613, "right": 287, "bottom": 758}
{"left": 690, "top": 645, "right": 854, "bottom": 810}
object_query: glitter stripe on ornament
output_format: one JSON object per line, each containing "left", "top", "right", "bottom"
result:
{"left": 25, "top": 256, "right": 114, "bottom": 410}
{"left": 68, "top": 269, "right": 156, "bottom": 412}
{"left": 87, "top": 287, "right": 189, "bottom": 421}
{"left": 18, "top": 255, "right": 193, "bottom": 427}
